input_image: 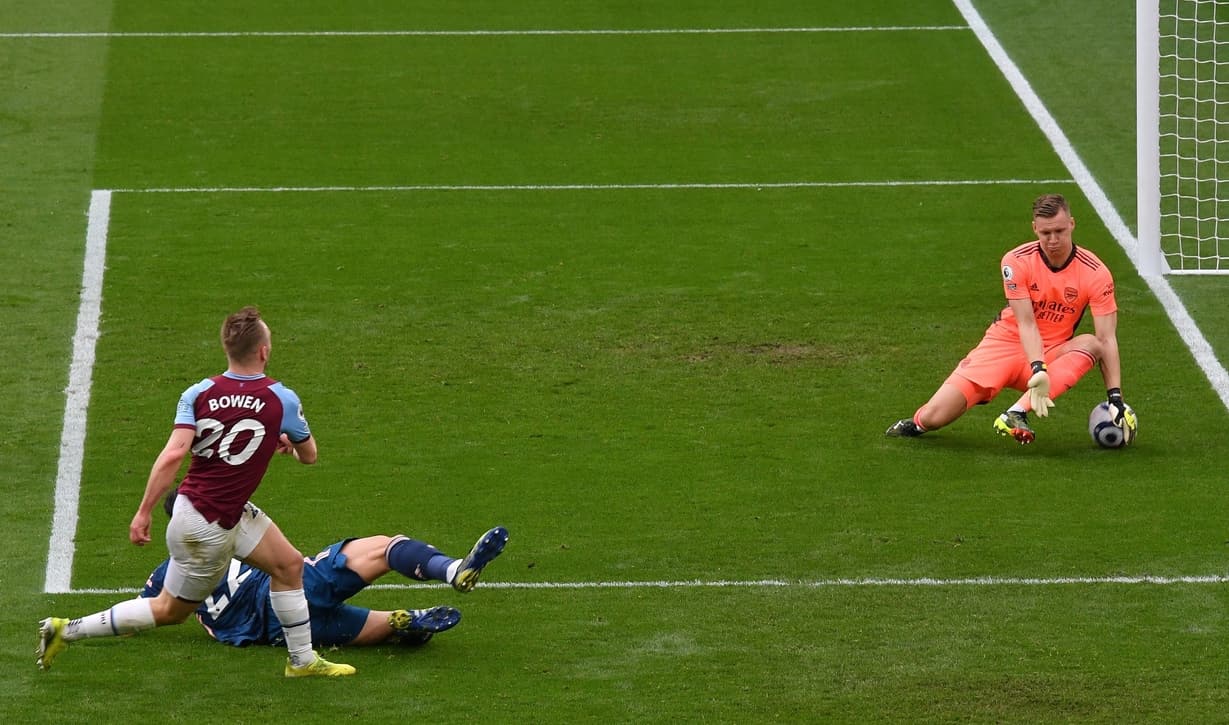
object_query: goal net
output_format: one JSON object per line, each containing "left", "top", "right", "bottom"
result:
{"left": 1138, "top": 0, "right": 1229, "bottom": 275}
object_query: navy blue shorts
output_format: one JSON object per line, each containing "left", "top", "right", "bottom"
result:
{"left": 303, "top": 539, "right": 373, "bottom": 646}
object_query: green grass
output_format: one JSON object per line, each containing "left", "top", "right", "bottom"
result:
{"left": 6, "top": 1, "right": 1229, "bottom": 722}
{"left": 0, "top": 3, "right": 114, "bottom": 707}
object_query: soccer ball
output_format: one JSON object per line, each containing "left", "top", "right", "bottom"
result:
{"left": 1088, "top": 401, "right": 1137, "bottom": 448}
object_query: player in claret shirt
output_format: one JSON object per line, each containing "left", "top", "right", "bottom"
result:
{"left": 885, "top": 194, "right": 1134, "bottom": 445}
{"left": 39, "top": 307, "right": 354, "bottom": 677}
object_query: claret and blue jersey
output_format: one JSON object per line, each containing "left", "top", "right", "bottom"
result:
{"left": 173, "top": 371, "right": 310, "bottom": 529}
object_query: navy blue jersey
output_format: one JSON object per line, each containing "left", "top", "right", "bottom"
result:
{"left": 143, "top": 539, "right": 371, "bottom": 647}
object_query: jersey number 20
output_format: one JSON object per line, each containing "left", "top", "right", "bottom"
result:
{"left": 192, "top": 417, "right": 266, "bottom": 466}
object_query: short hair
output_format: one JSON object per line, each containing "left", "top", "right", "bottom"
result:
{"left": 1032, "top": 193, "right": 1070, "bottom": 219}
{"left": 220, "top": 306, "right": 268, "bottom": 362}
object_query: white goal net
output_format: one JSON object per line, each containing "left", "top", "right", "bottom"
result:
{"left": 1138, "top": 0, "right": 1229, "bottom": 274}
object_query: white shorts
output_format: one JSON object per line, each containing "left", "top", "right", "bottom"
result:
{"left": 162, "top": 493, "right": 273, "bottom": 602}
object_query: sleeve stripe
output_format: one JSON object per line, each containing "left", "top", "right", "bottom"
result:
{"left": 1012, "top": 242, "right": 1041, "bottom": 259}
{"left": 1073, "top": 249, "right": 1102, "bottom": 269}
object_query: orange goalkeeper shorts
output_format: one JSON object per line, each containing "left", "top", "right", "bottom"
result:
{"left": 943, "top": 337, "right": 1041, "bottom": 407}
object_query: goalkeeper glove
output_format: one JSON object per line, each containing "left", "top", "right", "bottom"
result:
{"left": 1027, "top": 360, "right": 1054, "bottom": 417}
{"left": 1106, "top": 388, "right": 1136, "bottom": 429}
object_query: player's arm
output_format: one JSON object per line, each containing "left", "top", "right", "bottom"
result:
{"left": 1008, "top": 297, "right": 1055, "bottom": 415}
{"left": 1007, "top": 297, "right": 1045, "bottom": 363}
{"left": 1084, "top": 266, "right": 1130, "bottom": 423}
{"left": 273, "top": 383, "right": 317, "bottom": 464}
{"left": 1092, "top": 312, "right": 1121, "bottom": 390}
{"left": 279, "top": 433, "right": 317, "bottom": 465}
{"left": 1091, "top": 310, "right": 1133, "bottom": 427}
{"left": 130, "top": 427, "right": 194, "bottom": 545}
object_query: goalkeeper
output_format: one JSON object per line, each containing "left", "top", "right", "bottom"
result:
{"left": 886, "top": 193, "right": 1133, "bottom": 445}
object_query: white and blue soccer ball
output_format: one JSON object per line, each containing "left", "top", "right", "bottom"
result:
{"left": 1088, "top": 401, "right": 1137, "bottom": 449}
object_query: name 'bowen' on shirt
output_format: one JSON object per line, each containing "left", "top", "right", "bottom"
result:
{"left": 208, "top": 394, "right": 266, "bottom": 413}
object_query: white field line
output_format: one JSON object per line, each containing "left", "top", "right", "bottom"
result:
{"left": 65, "top": 573, "right": 1229, "bottom": 596}
{"left": 1, "top": 26, "right": 968, "bottom": 40}
{"left": 952, "top": 0, "right": 1229, "bottom": 413}
{"left": 107, "top": 179, "right": 1073, "bottom": 194}
{"left": 44, "top": 190, "right": 111, "bottom": 594}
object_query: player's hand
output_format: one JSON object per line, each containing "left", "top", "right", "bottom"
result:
{"left": 1027, "top": 361, "right": 1054, "bottom": 417}
{"left": 129, "top": 510, "right": 152, "bottom": 546}
{"left": 276, "top": 433, "right": 295, "bottom": 455}
{"left": 1107, "top": 388, "right": 1135, "bottom": 428}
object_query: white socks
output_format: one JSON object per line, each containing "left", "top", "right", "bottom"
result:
{"left": 61, "top": 590, "right": 316, "bottom": 670}
{"left": 64, "top": 598, "right": 156, "bottom": 641}
{"left": 269, "top": 588, "right": 315, "bottom": 667}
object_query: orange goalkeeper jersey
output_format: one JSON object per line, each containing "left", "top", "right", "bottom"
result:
{"left": 986, "top": 242, "right": 1116, "bottom": 347}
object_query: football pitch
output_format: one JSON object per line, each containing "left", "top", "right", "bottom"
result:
{"left": 6, "top": 1, "right": 1229, "bottom": 722}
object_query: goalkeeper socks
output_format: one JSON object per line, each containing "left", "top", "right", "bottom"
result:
{"left": 1044, "top": 349, "right": 1097, "bottom": 398}
{"left": 1013, "top": 350, "right": 1096, "bottom": 411}
{"left": 269, "top": 588, "right": 315, "bottom": 667}
{"left": 64, "top": 598, "right": 157, "bottom": 640}
{"left": 386, "top": 535, "right": 456, "bottom": 582}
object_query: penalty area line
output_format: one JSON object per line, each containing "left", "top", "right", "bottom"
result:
{"left": 0, "top": 26, "right": 970, "bottom": 40}
{"left": 105, "top": 179, "right": 1075, "bottom": 194}
{"left": 45, "top": 190, "right": 111, "bottom": 594}
{"left": 65, "top": 573, "right": 1229, "bottom": 595}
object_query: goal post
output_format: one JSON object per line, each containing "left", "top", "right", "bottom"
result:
{"left": 1138, "top": 0, "right": 1163, "bottom": 275}
{"left": 1138, "top": 0, "right": 1229, "bottom": 275}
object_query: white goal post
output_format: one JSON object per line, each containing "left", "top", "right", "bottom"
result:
{"left": 1138, "top": 0, "right": 1229, "bottom": 275}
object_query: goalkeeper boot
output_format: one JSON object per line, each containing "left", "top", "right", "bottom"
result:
{"left": 36, "top": 617, "right": 69, "bottom": 671}
{"left": 885, "top": 418, "right": 923, "bottom": 437}
{"left": 993, "top": 410, "right": 1035, "bottom": 445}
{"left": 452, "top": 526, "right": 509, "bottom": 593}
{"left": 284, "top": 652, "right": 356, "bottom": 678}
{"left": 389, "top": 606, "right": 461, "bottom": 646}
